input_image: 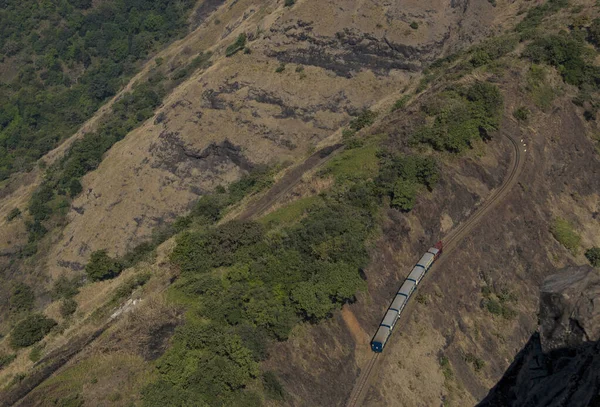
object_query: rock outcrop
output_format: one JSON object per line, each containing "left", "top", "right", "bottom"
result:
{"left": 478, "top": 266, "right": 600, "bottom": 407}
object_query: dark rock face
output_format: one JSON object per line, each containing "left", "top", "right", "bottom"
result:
{"left": 539, "top": 266, "right": 600, "bottom": 351}
{"left": 478, "top": 266, "right": 600, "bottom": 407}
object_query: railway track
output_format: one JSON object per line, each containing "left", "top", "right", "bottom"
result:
{"left": 345, "top": 129, "right": 524, "bottom": 407}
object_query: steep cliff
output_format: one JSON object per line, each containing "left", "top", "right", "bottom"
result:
{"left": 479, "top": 266, "right": 600, "bottom": 407}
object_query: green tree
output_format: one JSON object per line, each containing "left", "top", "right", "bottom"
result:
{"left": 392, "top": 179, "right": 417, "bottom": 211}
{"left": 85, "top": 250, "right": 123, "bottom": 281}
{"left": 10, "top": 314, "right": 57, "bottom": 348}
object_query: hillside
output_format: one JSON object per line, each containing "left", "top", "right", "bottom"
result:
{"left": 1, "top": 0, "right": 600, "bottom": 406}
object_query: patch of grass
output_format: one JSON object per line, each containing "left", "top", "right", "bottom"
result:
{"left": 37, "top": 354, "right": 153, "bottom": 405}
{"left": 29, "top": 345, "right": 43, "bottom": 363}
{"left": 551, "top": 217, "right": 581, "bottom": 255}
{"left": 261, "top": 196, "right": 322, "bottom": 227}
{"left": 391, "top": 95, "right": 410, "bottom": 111}
{"left": 321, "top": 144, "right": 379, "bottom": 182}
{"left": 440, "top": 355, "right": 454, "bottom": 380}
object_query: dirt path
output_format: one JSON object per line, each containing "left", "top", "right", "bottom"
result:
{"left": 345, "top": 128, "right": 525, "bottom": 407}
{"left": 238, "top": 143, "right": 344, "bottom": 220}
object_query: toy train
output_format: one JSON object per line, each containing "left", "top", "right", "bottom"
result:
{"left": 371, "top": 241, "right": 443, "bottom": 352}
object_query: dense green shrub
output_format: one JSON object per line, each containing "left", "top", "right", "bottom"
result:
{"left": 410, "top": 22, "right": 419, "bottom": 30}
{"left": 226, "top": 34, "right": 247, "bottom": 57}
{"left": 284, "top": 0, "right": 295, "bottom": 7}
{"left": 10, "top": 314, "right": 57, "bottom": 348}
{"left": 391, "top": 179, "right": 417, "bottom": 211}
{"left": 85, "top": 250, "right": 123, "bottom": 281}
{"left": 550, "top": 218, "right": 581, "bottom": 254}
{"left": 585, "top": 247, "right": 600, "bottom": 267}
{"left": 9, "top": 282, "right": 35, "bottom": 313}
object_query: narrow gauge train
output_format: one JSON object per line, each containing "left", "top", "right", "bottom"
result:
{"left": 371, "top": 241, "right": 443, "bottom": 352}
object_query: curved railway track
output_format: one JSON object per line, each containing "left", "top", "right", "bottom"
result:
{"left": 345, "top": 129, "right": 524, "bottom": 407}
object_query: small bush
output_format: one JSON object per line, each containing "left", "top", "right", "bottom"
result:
{"left": 226, "top": 33, "right": 247, "bottom": 57}
{"left": 0, "top": 353, "right": 16, "bottom": 370}
{"left": 284, "top": 0, "right": 295, "bottom": 7}
{"left": 349, "top": 110, "right": 378, "bottom": 131}
{"left": 275, "top": 63, "right": 286, "bottom": 73}
{"left": 6, "top": 208, "right": 21, "bottom": 221}
{"left": 60, "top": 298, "right": 78, "bottom": 318}
{"left": 11, "top": 314, "right": 57, "bottom": 348}
{"left": 85, "top": 250, "right": 123, "bottom": 281}
{"left": 585, "top": 247, "right": 600, "bottom": 267}
{"left": 9, "top": 283, "right": 35, "bottom": 313}
{"left": 485, "top": 299, "right": 503, "bottom": 315}
{"left": 465, "top": 353, "right": 486, "bottom": 372}
{"left": 513, "top": 107, "right": 530, "bottom": 121}
{"left": 52, "top": 275, "right": 81, "bottom": 299}
{"left": 410, "top": 21, "right": 419, "bottom": 29}
{"left": 550, "top": 218, "right": 581, "bottom": 254}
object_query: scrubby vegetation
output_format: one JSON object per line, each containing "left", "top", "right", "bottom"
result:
{"left": 413, "top": 82, "right": 503, "bottom": 152}
{"left": 23, "top": 51, "right": 211, "bottom": 255}
{"left": 0, "top": 0, "right": 197, "bottom": 181}
{"left": 9, "top": 282, "right": 35, "bottom": 313}
{"left": 10, "top": 314, "right": 57, "bottom": 348}
{"left": 481, "top": 285, "right": 517, "bottom": 320}
{"left": 0, "top": 353, "right": 16, "bottom": 370}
